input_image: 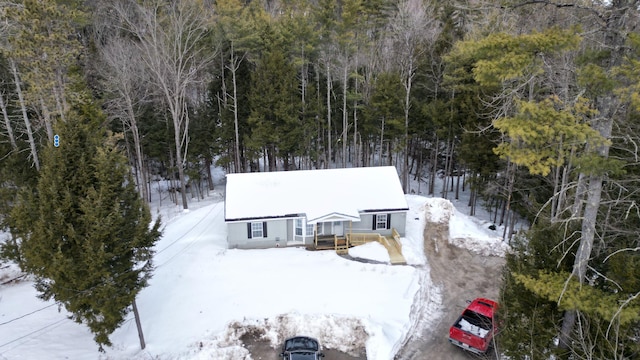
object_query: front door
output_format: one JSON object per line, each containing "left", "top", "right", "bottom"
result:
{"left": 333, "top": 221, "right": 343, "bottom": 236}
{"left": 317, "top": 221, "right": 343, "bottom": 236}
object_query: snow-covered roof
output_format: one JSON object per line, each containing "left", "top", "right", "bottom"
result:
{"left": 224, "top": 166, "right": 409, "bottom": 223}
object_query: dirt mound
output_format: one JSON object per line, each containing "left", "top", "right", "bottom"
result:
{"left": 395, "top": 203, "right": 505, "bottom": 360}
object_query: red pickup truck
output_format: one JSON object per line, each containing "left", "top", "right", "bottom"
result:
{"left": 448, "top": 297, "right": 498, "bottom": 354}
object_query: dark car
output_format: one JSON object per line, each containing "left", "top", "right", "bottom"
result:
{"left": 279, "top": 336, "right": 325, "bottom": 360}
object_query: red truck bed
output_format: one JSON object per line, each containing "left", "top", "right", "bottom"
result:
{"left": 448, "top": 298, "right": 498, "bottom": 354}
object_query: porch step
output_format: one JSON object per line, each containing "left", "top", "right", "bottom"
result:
{"left": 335, "top": 245, "right": 349, "bottom": 255}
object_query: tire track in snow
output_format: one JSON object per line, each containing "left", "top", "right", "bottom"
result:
{"left": 155, "top": 201, "right": 225, "bottom": 268}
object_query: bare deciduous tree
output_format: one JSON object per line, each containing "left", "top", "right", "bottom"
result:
{"left": 10, "top": 59, "right": 39, "bottom": 171}
{"left": 113, "top": 0, "right": 216, "bottom": 210}
{"left": 386, "top": 0, "right": 439, "bottom": 192}
{"left": 0, "top": 90, "right": 17, "bottom": 151}
{"left": 98, "top": 37, "right": 151, "bottom": 202}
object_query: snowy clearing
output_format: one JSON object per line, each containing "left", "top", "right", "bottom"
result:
{"left": 0, "top": 173, "right": 509, "bottom": 360}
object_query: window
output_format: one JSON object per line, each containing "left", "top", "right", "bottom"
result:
{"left": 296, "top": 219, "right": 315, "bottom": 236}
{"left": 251, "top": 222, "right": 264, "bottom": 238}
{"left": 374, "top": 214, "right": 390, "bottom": 230}
{"left": 295, "top": 219, "right": 303, "bottom": 236}
{"left": 247, "top": 222, "right": 267, "bottom": 238}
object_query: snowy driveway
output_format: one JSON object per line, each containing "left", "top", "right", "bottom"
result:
{"left": 394, "top": 199, "right": 506, "bottom": 360}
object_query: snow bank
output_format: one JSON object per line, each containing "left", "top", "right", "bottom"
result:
{"left": 420, "top": 196, "right": 509, "bottom": 257}
{"left": 423, "top": 197, "right": 454, "bottom": 224}
{"left": 449, "top": 206, "right": 510, "bottom": 257}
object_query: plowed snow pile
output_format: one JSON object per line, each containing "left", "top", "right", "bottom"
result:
{"left": 425, "top": 198, "right": 510, "bottom": 257}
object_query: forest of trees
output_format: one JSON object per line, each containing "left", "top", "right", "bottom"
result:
{"left": 0, "top": 0, "right": 639, "bottom": 357}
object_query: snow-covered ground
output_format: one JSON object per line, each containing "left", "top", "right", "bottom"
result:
{"left": 0, "top": 170, "right": 509, "bottom": 360}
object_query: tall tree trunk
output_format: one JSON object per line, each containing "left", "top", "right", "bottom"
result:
{"left": 556, "top": 148, "right": 575, "bottom": 219}
{"left": 326, "top": 63, "right": 332, "bottom": 169}
{"left": 342, "top": 64, "right": 348, "bottom": 168}
{"left": 39, "top": 97, "right": 54, "bottom": 142}
{"left": 454, "top": 147, "right": 460, "bottom": 200}
{"left": 268, "top": 144, "right": 276, "bottom": 171}
{"left": 469, "top": 174, "right": 477, "bottom": 216}
{"left": 205, "top": 156, "right": 214, "bottom": 191}
{"left": 402, "top": 61, "right": 413, "bottom": 193}
{"left": 300, "top": 47, "right": 308, "bottom": 169}
{"left": 229, "top": 45, "right": 242, "bottom": 173}
{"left": 441, "top": 137, "right": 453, "bottom": 199}
{"left": 168, "top": 149, "right": 177, "bottom": 205}
{"left": 54, "top": 70, "right": 68, "bottom": 122}
{"left": 500, "top": 160, "right": 516, "bottom": 232}
{"left": 571, "top": 172, "right": 587, "bottom": 218}
{"left": 353, "top": 52, "right": 360, "bottom": 168}
{"left": 125, "top": 99, "right": 149, "bottom": 203}
{"left": 0, "top": 91, "right": 18, "bottom": 150}
{"left": 315, "top": 66, "right": 322, "bottom": 170}
{"left": 429, "top": 134, "right": 438, "bottom": 195}
{"left": 559, "top": 117, "right": 613, "bottom": 349}
{"left": 146, "top": 158, "right": 153, "bottom": 202}
{"left": 10, "top": 59, "right": 40, "bottom": 171}
{"left": 558, "top": 0, "right": 628, "bottom": 347}
{"left": 379, "top": 116, "right": 385, "bottom": 166}
{"left": 169, "top": 103, "right": 189, "bottom": 210}
{"left": 138, "top": 146, "right": 149, "bottom": 202}
{"left": 551, "top": 166, "right": 561, "bottom": 220}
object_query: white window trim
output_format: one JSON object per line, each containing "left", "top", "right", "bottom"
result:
{"left": 295, "top": 218, "right": 315, "bottom": 238}
{"left": 295, "top": 219, "right": 303, "bottom": 236}
{"left": 251, "top": 222, "right": 264, "bottom": 238}
{"left": 375, "top": 214, "right": 388, "bottom": 230}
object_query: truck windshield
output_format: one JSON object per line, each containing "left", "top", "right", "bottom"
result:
{"left": 284, "top": 338, "right": 319, "bottom": 352}
{"left": 289, "top": 352, "right": 318, "bottom": 360}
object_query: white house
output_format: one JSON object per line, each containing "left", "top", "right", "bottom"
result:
{"left": 224, "top": 166, "right": 409, "bottom": 249}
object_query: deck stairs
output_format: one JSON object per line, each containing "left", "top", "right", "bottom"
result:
{"left": 380, "top": 229, "right": 407, "bottom": 265}
{"left": 335, "top": 242, "right": 349, "bottom": 255}
{"left": 312, "top": 229, "right": 407, "bottom": 265}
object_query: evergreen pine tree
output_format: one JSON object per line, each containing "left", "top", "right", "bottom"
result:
{"left": 248, "top": 29, "right": 300, "bottom": 171}
{"left": 497, "top": 221, "right": 574, "bottom": 358}
{"left": 8, "top": 97, "right": 161, "bottom": 350}
{"left": 364, "top": 72, "right": 405, "bottom": 143}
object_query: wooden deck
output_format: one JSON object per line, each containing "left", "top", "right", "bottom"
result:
{"left": 381, "top": 229, "right": 407, "bottom": 265}
{"left": 310, "top": 235, "right": 350, "bottom": 254}
{"left": 308, "top": 229, "right": 407, "bottom": 265}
